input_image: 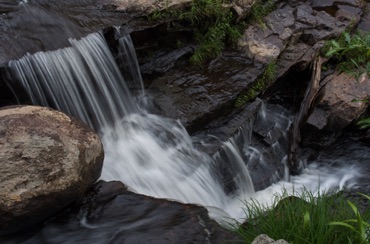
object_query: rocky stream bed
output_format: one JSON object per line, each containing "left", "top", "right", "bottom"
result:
{"left": 0, "top": 0, "right": 369, "bottom": 243}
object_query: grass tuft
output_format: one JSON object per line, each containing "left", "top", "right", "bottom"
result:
{"left": 235, "top": 60, "right": 276, "bottom": 107}
{"left": 249, "top": 0, "right": 277, "bottom": 28}
{"left": 322, "top": 32, "right": 370, "bottom": 78}
{"left": 234, "top": 190, "right": 370, "bottom": 243}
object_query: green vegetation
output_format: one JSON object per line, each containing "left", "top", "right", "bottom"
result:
{"left": 249, "top": 0, "right": 277, "bottom": 28}
{"left": 323, "top": 32, "right": 370, "bottom": 132}
{"left": 329, "top": 193, "right": 370, "bottom": 243}
{"left": 182, "top": 0, "right": 242, "bottom": 65}
{"left": 234, "top": 190, "right": 370, "bottom": 243}
{"left": 148, "top": 0, "right": 242, "bottom": 65}
{"left": 322, "top": 32, "right": 370, "bottom": 78}
{"left": 358, "top": 118, "right": 370, "bottom": 129}
{"left": 148, "top": 0, "right": 278, "bottom": 65}
{"left": 235, "top": 60, "right": 276, "bottom": 107}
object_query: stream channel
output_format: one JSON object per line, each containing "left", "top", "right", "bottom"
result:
{"left": 1, "top": 1, "right": 369, "bottom": 243}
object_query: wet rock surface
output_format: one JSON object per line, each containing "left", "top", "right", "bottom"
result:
{"left": 1, "top": 0, "right": 368, "bottom": 134}
{"left": 0, "top": 0, "right": 369, "bottom": 241}
{"left": 238, "top": 0, "right": 359, "bottom": 69}
{"left": 0, "top": 0, "right": 132, "bottom": 66}
{"left": 1, "top": 181, "right": 243, "bottom": 244}
{"left": 0, "top": 105, "right": 104, "bottom": 235}
{"left": 141, "top": 0, "right": 366, "bottom": 135}
{"left": 302, "top": 72, "right": 370, "bottom": 147}
{"left": 147, "top": 52, "right": 265, "bottom": 133}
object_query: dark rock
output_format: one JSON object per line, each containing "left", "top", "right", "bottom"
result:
{"left": 302, "top": 72, "right": 370, "bottom": 147}
{"left": 238, "top": 5, "right": 295, "bottom": 63}
{"left": 148, "top": 52, "right": 265, "bottom": 133}
{"left": 0, "top": 105, "right": 104, "bottom": 235}
{"left": 1, "top": 181, "right": 243, "bottom": 243}
{"left": 336, "top": 4, "right": 362, "bottom": 24}
{"left": 193, "top": 99, "right": 262, "bottom": 155}
{"left": 311, "top": 0, "right": 365, "bottom": 16}
{"left": 361, "top": 129, "right": 370, "bottom": 144}
{"left": 97, "top": 0, "right": 192, "bottom": 14}
{"left": 0, "top": 0, "right": 135, "bottom": 66}
{"left": 358, "top": 3, "right": 370, "bottom": 32}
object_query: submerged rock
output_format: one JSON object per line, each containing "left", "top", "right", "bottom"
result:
{"left": 0, "top": 105, "right": 104, "bottom": 235}
{"left": 1, "top": 181, "right": 243, "bottom": 243}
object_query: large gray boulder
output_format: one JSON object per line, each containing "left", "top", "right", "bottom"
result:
{"left": 0, "top": 105, "right": 104, "bottom": 235}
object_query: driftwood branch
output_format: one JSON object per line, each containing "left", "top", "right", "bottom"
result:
{"left": 289, "top": 56, "right": 323, "bottom": 174}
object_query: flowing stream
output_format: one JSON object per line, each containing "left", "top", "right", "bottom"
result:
{"left": 5, "top": 29, "right": 367, "bottom": 231}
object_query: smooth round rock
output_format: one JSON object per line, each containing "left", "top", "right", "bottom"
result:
{"left": 0, "top": 105, "right": 104, "bottom": 235}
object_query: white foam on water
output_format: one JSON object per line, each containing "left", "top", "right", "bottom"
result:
{"left": 7, "top": 31, "right": 364, "bottom": 225}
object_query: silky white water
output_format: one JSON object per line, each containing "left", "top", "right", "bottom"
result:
{"left": 6, "top": 31, "right": 363, "bottom": 224}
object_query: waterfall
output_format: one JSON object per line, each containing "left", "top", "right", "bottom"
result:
{"left": 116, "top": 33, "right": 145, "bottom": 93}
{"left": 5, "top": 31, "right": 361, "bottom": 224}
{"left": 7, "top": 32, "right": 137, "bottom": 130}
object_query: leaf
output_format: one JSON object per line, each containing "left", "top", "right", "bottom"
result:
{"left": 358, "top": 193, "right": 370, "bottom": 201}
{"left": 325, "top": 49, "right": 339, "bottom": 57}
{"left": 350, "top": 59, "right": 360, "bottom": 69}
{"left": 357, "top": 118, "right": 370, "bottom": 129}
{"left": 344, "top": 32, "right": 351, "bottom": 44}
{"left": 347, "top": 201, "right": 366, "bottom": 241}
{"left": 329, "top": 221, "right": 357, "bottom": 232}
{"left": 331, "top": 40, "right": 340, "bottom": 48}
{"left": 303, "top": 211, "right": 310, "bottom": 227}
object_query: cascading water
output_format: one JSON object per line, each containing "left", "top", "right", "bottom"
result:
{"left": 5, "top": 30, "right": 364, "bottom": 227}
{"left": 7, "top": 32, "right": 136, "bottom": 129}
{"left": 6, "top": 31, "right": 254, "bottom": 220}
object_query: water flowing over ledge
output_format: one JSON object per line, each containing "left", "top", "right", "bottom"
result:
{"left": 5, "top": 30, "right": 365, "bottom": 229}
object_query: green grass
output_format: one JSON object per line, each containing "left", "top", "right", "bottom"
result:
{"left": 322, "top": 32, "right": 370, "bottom": 78}
{"left": 235, "top": 60, "right": 276, "bottom": 107}
{"left": 233, "top": 190, "right": 370, "bottom": 243}
{"left": 249, "top": 0, "right": 277, "bottom": 28}
{"left": 181, "top": 0, "right": 243, "bottom": 65}
{"left": 148, "top": 0, "right": 278, "bottom": 65}
{"left": 148, "top": 0, "right": 242, "bottom": 65}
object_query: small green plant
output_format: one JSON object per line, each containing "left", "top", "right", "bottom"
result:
{"left": 148, "top": 0, "right": 243, "bottom": 65}
{"left": 234, "top": 190, "right": 370, "bottom": 243}
{"left": 357, "top": 118, "right": 370, "bottom": 129}
{"left": 329, "top": 193, "right": 370, "bottom": 243}
{"left": 235, "top": 60, "right": 276, "bottom": 107}
{"left": 322, "top": 32, "right": 370, "bottom": 77}
{"left": 181, "top": 0, "right": 242, "bottom": 65}
{"left": 249, "top": 0, "right": 277, "bottom": 28}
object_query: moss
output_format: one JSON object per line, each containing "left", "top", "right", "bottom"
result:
{"left": 235, "top": 60, "right": 276, "bottom": 107}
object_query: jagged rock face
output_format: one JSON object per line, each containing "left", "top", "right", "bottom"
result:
{"left": 97, "top": 0, "right": 192, "bottom": 14}
{"left": 0, "top": 105, "right": 104, "bottom": 235}
{"left": 238, "top": 0, "right": 364, "bottom": 72}
{"left": 302, "top": 73, "right": 370, "bottom": 146}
